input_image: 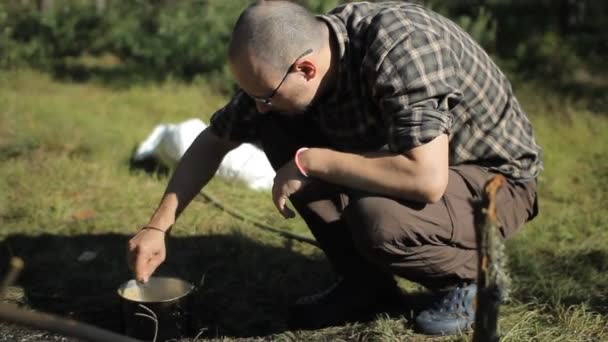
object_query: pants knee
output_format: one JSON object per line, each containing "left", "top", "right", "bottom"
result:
{"left": 343, "top": 196, "right": 405, "bottom": 262}
{"left": 343, "top": 196, "right": 479, "bottom": 286}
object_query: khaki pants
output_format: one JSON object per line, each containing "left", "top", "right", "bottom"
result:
{"left": 258, "top": 115, "right": 538, "bottom": 290}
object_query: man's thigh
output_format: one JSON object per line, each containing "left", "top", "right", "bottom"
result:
{"left": 449, "top": 165, "right": 538, "bottom": 247}
{"left": 345, "top": 165, "right": 537, "bottom": 250}
{"left": 344, "top": 168, "right": 475, "bottom": 251}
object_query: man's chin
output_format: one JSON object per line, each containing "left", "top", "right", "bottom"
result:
{"left": 282, "top": 111, "right": 306, "bottom": 117}
{"left": 268, "top": 102, "right": 313, "bottom": 116}
{"left": 283, "top": 104, "right": 313, "bottom": 116}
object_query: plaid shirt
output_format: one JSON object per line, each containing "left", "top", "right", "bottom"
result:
{"left": 210, "top": 2, "right": 543, "bottom": 180}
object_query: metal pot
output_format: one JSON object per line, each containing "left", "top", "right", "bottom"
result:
{"left": 117, "top": 277, "right": 194, "bottom": 342}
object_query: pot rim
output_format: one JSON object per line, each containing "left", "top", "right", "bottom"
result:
{"left": 117, "top": 276, "right": 195, "bottom": 303}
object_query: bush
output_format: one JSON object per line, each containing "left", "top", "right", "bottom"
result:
{"left": 2, "top": 0, "right": 602, "bottom": 87}
{"left": 0, "top": 1, "right": 104, "bottom": 69}
{"left": 102, "top": 1, "right": 249, "bottom": 78}
{"left": 0, "top": 0, "right": 340, "bottom": 85}
{"left": 455, "top": 7, "right": 497, "bottom": 53}
{"left": 514, "top": 31, "right": 584, "bottom": 82}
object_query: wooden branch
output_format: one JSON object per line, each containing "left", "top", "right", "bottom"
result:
{"left": 0, "top": 257, "right": 141, "bottom": 342}
{"left": 0, "top": 303, "right": 142, "bottom": 342}
{"left": 196, "top": 191, "right": 319, "bottom": 247}
{"left": 0, "top": 257, "right": 23, "bottom": 300}
{"left": 473, "top": 175, "right": 510, "bottom": 342}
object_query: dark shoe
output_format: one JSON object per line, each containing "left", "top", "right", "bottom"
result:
{"left": 287, "top": 277, "right": 404, "bottom": 330}
{"left": 415, "top": 283, "right": 476, "bottom": 335}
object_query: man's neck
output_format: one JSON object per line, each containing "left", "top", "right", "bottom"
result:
{"left": 316, "top": 21, "right": 339, "bottom": 101}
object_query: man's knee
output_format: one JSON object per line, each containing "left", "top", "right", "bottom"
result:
{"left": 343, "top": 196, "right": 409, "bottom": 261}
{"left": 288, "top": 180, "right": 347, "bottom": 224}
{"left": 343, "top": 195, "right": 479, "bottom": 285}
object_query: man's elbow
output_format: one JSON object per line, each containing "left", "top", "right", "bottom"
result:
{"left": 423, "top": 183, "right": 447, "bottom": 203}
{"left": 416, "top": 170, "right": 449, "bottom": 204}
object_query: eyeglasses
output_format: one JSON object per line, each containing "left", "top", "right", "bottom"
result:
{"left": 250, "top": 48, "right": 313, "bottom": 106}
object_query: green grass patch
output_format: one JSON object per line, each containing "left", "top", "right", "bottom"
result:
{"left": 1, "top": 69, "right": 607, "bottom": 341}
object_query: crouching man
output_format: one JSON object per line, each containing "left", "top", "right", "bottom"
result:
{"left": 127, "top": 1, "right": 542, "bottom": 335}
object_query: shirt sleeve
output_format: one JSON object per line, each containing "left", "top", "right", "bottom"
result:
{"left": 371, "top": 29, "right": 462, "bottom": 153}
{"left": 209, "top": 90, "right": 262, "bottom": 143}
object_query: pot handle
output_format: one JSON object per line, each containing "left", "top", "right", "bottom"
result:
{"left": 134, "top": 304, "right": 158, "bottom": 342}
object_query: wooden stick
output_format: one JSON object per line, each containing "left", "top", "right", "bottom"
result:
{"left": 0, "top": 303, "right": 142, "bottom": 342}
{"left": 473, "top": 175, "right": 510, "bottom": 342}
{"left": 0, "top": 257, "right": 23, "bottom": 300}
{"left": 0, "top": 257, "right": 141, "bottom": 342}
{"left": 196, "top": 191, "right": 319, "bottom": 247}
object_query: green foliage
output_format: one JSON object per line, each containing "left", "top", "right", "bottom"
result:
{"left": 301, "top": 0, "right": 342, "bottom": 13}
{"left": 0, "top": 1, "right": 104, "bottom": 68}
{"left": 514, "top": 31, "right": 583, "bottom": 82}
{"left": 0, "top": 6, "right": 22, "bottom": 68}
{"left": 1, "top": 0, "right": 605, "bottom": 90}
{"left": 103, "top": 1, "right": 248, "bottom": 78}
{"left": 455, "top": 7, "right": 497, "bottom": 53}
{"left": 422, "top": 0, "right": 605, "bottom": 86}
{"left": 0, "top": 0, "right": 340, "bottom": 85}
{"left": 0, "top": 0, "right": 250, "bottom": 86}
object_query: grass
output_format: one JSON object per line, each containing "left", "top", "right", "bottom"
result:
{"left": 0, "top": 68, "right": 607, "bottom": 341}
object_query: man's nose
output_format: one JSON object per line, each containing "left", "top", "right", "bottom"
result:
{"left": 255, "top": 102, "right": 272, "bottom": 113}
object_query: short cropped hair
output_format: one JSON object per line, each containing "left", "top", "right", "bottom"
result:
{"left": 228, "top": 1, "right": 324, "bottom": 72}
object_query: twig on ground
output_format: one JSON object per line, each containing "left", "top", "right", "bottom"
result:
{"left": 192, "top": 327, "right": 208, "bottom": 341}
{"left": 0, "top": 303, "right": 142, "bottom": 342}
{"left": 0, "top": 257, "right": 142, "bottom": 342}
{"left": 0, "top": 257, "right": 23, "bottom": 300}
{"left": 196, "top": 191, "right": 319, "bottom": 247}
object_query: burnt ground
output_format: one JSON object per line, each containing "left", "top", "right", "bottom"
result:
{"left": 0, "top": 323, "right": 80, "bottom": 342}
{"left": 0, "top": 233, "right": 335, "bottom": 341}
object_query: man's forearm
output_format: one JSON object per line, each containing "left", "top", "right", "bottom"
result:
{"left": 147, "top": 128, "right": 238, "bottom": 230}
{"left": 298, "top": 134, "right": 449, "bottom": 203}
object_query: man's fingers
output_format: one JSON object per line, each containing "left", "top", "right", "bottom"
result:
{"left": 277, "top": 195, "right": 287, "bottom": 217}
{"left": 136, "top": 260, "right": 154, "bottom": 283}
{"left": 126, "top": 239, "right": 139, "bottom": 271}
{"left": 284, "top": 205, "right": 295, "bottom": 219}
{"left": 127, "top": 252, "right": 135, "bottom": 272}
{"left": 276, "top": 194, "right": 295, "bottom": 219}
{"left": 134, "top": 248, "right": 151, "bottom": 283}
{"left": 147, "top": 253, "right": 165, "bottom": 277}
{"left": 134, "top": 247, "right": 166, "bottom": 283}
{"left": 138, "top": 271, "right": 150, "bottom": 284}
{"left": 272, "top": 176, "right": 299, "bottom": 219}
{"left": 272, "top": 186, "right": 287, "bottom": 217}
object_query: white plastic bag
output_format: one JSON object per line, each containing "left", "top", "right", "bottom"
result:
{"left": 133, "top": 118, "right": 275, "bottom": 190}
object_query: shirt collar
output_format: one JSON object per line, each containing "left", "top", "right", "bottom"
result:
{"left": 316, "top": 14, "right": 349, "bottom": 105}
{"left": 316, "top": 14, "right": 348, "bottom": 63}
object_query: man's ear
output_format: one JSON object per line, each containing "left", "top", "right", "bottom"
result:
{"left": 294, "top": 60, "right": 316, "bottom": 80}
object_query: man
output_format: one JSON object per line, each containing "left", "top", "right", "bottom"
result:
{"left": 127, "top": 0, "right": 541, "bottom": 335}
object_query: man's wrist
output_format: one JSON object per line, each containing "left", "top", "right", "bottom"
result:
{"left": 144, "top": 212, "right": 174, "bottom": 234}
{"left": 141, "top": 225, "right": 167, "bottom": 233}
{"left": 141, "top": 224, "right": 172, "bottom": 235}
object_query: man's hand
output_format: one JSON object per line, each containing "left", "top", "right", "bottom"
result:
{"left": 127, "top": 229, "right": 166, "bottom": 283}
{"left": 272, "top": 160, "right": 308, "bottom": 219}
